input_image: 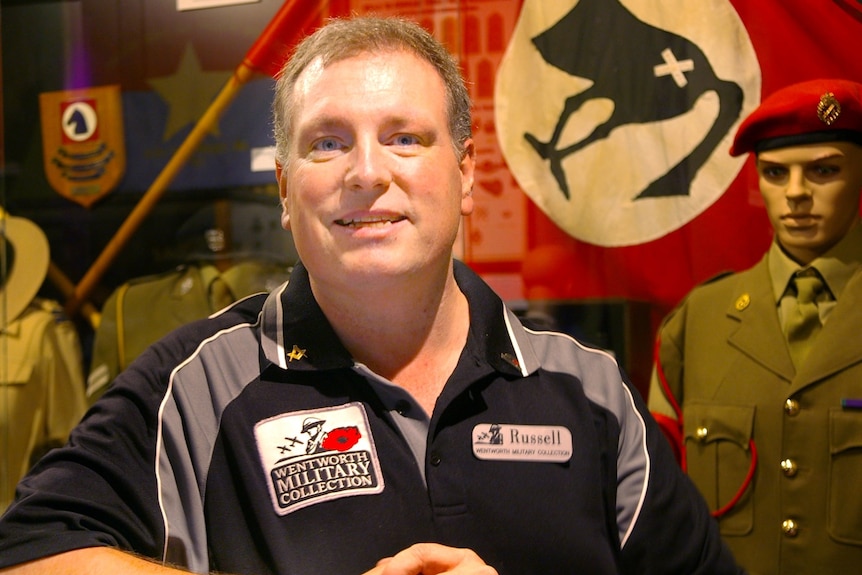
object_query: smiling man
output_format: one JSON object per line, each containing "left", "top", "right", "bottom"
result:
{"left": 649, "top": 78, "right": 862, "bottom": 574}
{"left": 0, "top": 16, "right": 738, "bottom": 575}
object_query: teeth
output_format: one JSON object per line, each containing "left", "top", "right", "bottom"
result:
{"left": 336, "top": 216, "right": 404, "bottom": 227}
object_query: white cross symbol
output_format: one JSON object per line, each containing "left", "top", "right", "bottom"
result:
{"left": 653, "top": 48, "right": 695, "bottom": 87}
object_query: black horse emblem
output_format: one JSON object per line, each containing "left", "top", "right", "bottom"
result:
{"left": 524, "top": 0, "right": 743, "bottom": 200}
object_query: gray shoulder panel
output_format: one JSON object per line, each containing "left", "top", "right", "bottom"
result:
{"left": 155, "top": 320, "right": 262, "bottom": 571}
{"left": 504, "top": 308, "right": 649, "bottom": 547}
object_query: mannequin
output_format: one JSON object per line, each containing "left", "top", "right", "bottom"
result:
{"left": 0, "top": 208, "right": 87, "bottom": 512}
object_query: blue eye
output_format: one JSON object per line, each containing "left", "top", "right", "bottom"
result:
{"left": 313, "top": 138, "right": 341, "bottom": 152}
{"left": 393, "top": 134, "right": 419, "bottom": 146}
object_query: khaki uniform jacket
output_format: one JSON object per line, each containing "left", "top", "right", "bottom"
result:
{"left": 1, "top": 299, "right": 87, "bottom": 512}
{"left": 87, "top": 262, "right": 290, "bottom": 402}
{"left": 649, "top": 252, "right": 862, "bottom": 575}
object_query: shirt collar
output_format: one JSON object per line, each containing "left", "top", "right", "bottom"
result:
{"left": 769, "top": 222, "right": 862, "bottom": 303}
{"left": 260, "top": 260, "right": 524, "bottom": 379}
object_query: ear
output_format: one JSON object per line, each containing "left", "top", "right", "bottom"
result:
{"left": 276, "top": 161, "right": 291, "bottom": 230}
{"left": 460, "top": 139, "right": 476, "bottom": 217}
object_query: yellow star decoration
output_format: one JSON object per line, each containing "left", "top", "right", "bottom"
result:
{"left": 287, "top": 345, "right": 307, "bottom": 362}
{"left": 147, "top": 43, "right": 232, "bottom": 141}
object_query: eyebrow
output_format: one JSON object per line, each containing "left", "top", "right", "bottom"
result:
{"left": 757, "top": 151, "right": 846, "bottom": 165}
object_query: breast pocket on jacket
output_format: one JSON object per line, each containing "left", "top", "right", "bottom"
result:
{"left": 683, "top": 402, "right": 755, "bottom": 535}
{"left": 829, "top": 408, "right": 862, "bottom": 545}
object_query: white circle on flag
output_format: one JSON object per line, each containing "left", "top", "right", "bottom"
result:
{"left": 61, "top": 101, "right": 98, "bottom": 142}
{"left": 495, "top": 0, "right": 761, "bottom": 246}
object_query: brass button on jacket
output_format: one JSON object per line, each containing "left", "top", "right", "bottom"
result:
{"left": 780, "top": 459, "right": 798, "bottom": 477}
{"left": 782, "top": 519, "right": 799, "bottom": 537}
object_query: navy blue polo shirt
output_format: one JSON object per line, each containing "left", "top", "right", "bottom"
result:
{"left": 0, "top": 262, "right": 739, "bottom": 574}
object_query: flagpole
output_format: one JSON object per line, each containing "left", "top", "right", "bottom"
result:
{"left": 64, "top": 0, "right": 324, "bottom": 317}
{"left": 64, "top": 67, "right": 253, "bottom": 317}
{"left": 47, "top": 261, "right": 101, "bottom": 328}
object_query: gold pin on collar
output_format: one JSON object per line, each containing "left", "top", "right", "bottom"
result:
{"left": 287, "top": 345, "right": 307, "bottom": 362}
{"left": 735, "top": 293, "right": 751, "bottom": 311}
{"left": 817, "top": 92, "right": 841, "bottom": 125}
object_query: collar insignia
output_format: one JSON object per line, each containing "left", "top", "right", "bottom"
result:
{"left": 500, "top": 352, "right": 520, "bottom": 369}
{"left": 287, "top": 345, "right": 307, "bottom": 362}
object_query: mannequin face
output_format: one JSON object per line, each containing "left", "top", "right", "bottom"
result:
{"left": 756, "top": 141, "right": 862, "bottom": 265}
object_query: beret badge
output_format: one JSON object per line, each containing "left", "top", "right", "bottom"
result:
{"left": 817, "top": 92, "right": 841, "bottom": 126}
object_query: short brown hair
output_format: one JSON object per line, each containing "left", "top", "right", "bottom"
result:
{"left": 272, "top": 16, "right": 472, "bottom": 165}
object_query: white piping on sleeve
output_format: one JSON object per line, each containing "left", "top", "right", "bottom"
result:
{"left": 618, "top": 381, "right": 650, "bottom": 548}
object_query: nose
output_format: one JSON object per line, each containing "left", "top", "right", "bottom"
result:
{"left": 344, "top": 137, "right": 392, "bottom": 193}
{"left": 785, "top": 167, "right": 811, "bottom": 206}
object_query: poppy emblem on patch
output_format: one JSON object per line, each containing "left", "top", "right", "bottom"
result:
{"left": 254, "top": 403, "right": 384, "bottom": 516}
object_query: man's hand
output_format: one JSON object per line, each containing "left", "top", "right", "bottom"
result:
{"left": 366, "top": 543, "right": 497, "bottom": 575}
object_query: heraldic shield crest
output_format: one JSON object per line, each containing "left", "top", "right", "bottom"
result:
{"left": 39, "top": 85, "right": 126, "bottom": 207}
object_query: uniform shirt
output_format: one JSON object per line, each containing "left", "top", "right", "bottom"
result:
{"left": 649, "top": 224, "right": 862, "bottom": 574}
{"left": 87, "top": 261, "right": 290, "bottom": 401}
{"left": 1, "top": 262, "right": 738, "bottom": 574}
{"left": 0, "top": 299, "right": 87, "bottom": 512}
{"left": 770, "top": 223, "right": 861, "bottom": 331}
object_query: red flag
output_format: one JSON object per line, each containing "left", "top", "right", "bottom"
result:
{"left": 243, "top": 0, "right": 327, "bottom": 77}
{"left": 491, "top": 0, "right": 862, "bottom": 314}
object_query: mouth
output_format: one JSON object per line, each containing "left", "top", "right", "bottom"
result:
{"left": 782, "top": 213, "right": 819, "bottom": 227}
{"left": 334, "top": 215, "right": 407, "bottom": 228}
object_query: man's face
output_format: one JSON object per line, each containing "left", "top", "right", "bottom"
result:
{"left": 277, "top": 49, "right": 475, "bottom": 291}
{"left": 756, "top": 141, "right": 862, "bottom": 265}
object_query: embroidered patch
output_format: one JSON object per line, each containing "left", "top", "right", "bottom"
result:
{"left": 255, "top": 403, "right": 384, "bottom": 516}
{"left": 472, "top": 423, "right": 573, "bottom": 463}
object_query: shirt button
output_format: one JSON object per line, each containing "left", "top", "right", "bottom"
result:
{"left": 782, "top": 519, "right": 799, "bottom": 537}
{"left": 780, "top": 459, "right": 798, "bottom": 477}
{"left": 394, "top": 400, "right": 411, "bottom": 416}
{"left": 429, "top": 452, "right": 442, "bottom": 466}
{"left": 785, "top": 399, "right": 800, "bottom": 416}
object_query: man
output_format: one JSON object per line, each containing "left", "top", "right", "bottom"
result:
{"left": 0, "top": 16, "right": 738, "bottom": 574}
{"left": 649, "top": 78, "right": 862, "bottom": 574}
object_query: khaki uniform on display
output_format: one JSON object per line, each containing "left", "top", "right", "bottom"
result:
{"left": 86, "top": 260, "right": 290, "bottom": 401}
{"left": 650, "top": 231, "right": 862, "bottom": 573}
{"left": 1, "top": 210, "right": 87, "bottom": 512}
{"left": 649, "top": 79, "right": 862, "bottom": 574}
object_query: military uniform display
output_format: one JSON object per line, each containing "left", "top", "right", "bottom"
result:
{"left": 87, "top": 260, "right": 290, "bottom": 401}
{"left": 650, "top": 229, "right": 862, "bottom": 573}
{"left": 1, "top": 209, "right": 86, "bottom": 512}
{"left": 1, "top": 300, "right": 88, "bottom": 512}
{"left": 649, "top": 79, "right": 862, "bottom": 574}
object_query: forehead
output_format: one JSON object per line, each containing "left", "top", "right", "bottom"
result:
{"left": 295, "top": 49, "right": 443, "bottom": 100}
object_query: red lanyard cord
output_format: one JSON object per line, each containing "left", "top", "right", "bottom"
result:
{"left": 652, "top": 333, "right": 757, "bottom": 518}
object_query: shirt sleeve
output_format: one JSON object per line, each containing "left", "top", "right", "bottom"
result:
{"left": 617, "top": 370, "right": 742, "bottom": 574}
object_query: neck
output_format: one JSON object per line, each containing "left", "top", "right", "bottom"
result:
{"left": 312, "top": 262, "right": 470, "bottom": 414}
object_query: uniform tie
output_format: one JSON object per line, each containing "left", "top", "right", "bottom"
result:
{"left": 785, "top": 270, "right": 824, "bottom": 366}
{"left": 209, "top": 276, "right": 235, "bottom": 311}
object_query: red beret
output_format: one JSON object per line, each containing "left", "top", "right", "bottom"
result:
{"left": 729, "top": 78, "right": 862, "bottom": 156}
